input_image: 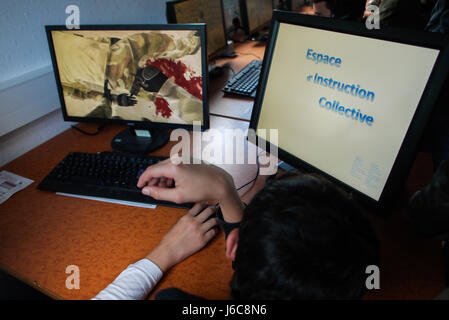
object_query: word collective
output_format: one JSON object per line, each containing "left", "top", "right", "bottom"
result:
{"left": 318, "top": 97, "right": 374, "bottom": 126}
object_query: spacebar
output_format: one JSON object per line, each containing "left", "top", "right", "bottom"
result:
{"left": 37, "top": 180, "right": 192, "bottom": 209}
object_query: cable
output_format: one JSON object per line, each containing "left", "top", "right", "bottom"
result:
{"left": 236, "top": 151, "right": 264, "bottom": 191}
{"left": 71, "top": 124, "right": 104, "bottom": 136}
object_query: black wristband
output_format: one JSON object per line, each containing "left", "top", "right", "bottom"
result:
{"left": 215, "top": 207, "right": 241, "bottom": 239}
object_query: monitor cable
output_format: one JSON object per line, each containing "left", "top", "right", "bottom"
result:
{"left": 71, "top": 124, "right": 105, "bottom": 136}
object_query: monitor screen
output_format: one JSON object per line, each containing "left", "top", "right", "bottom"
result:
{"left": 46, "top": 25, "right": 208, "bottom": 129}
{"left": 166, "top": 0, "right": 227, "bottom": 58}
{"left": 222, "top": 0, "right": 242, "bottom": 38}
{"left": 244, "top": 0, "right": 273, "bottom": 34}
{"left": 251, "top": 12, "right": 449, "bottom": 204}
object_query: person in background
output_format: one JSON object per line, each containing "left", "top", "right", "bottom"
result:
{"left": 422, "top": 0, "right": 449, "bottom": 169}
{"left": 427, "top": 0, "right": 449, "bottom": 33}
{"left": 312, "top": 0, "right": 366, "bottom": 21}
{"left": 406, "top": 158, "right": 449, "bottom": 299}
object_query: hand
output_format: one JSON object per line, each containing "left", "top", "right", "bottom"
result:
{"left": 145, "top": 203, "right": 219, "bottom": 272}
{"left": 137, "top": 159, "right": 235, "bottom": 204}
{"left": 116, "top": 94, "right": 137, "bottom": 106}
{"left": 138, "top": 160, "right": 245, "bottom": 223}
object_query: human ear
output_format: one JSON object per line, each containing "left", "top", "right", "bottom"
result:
{"left": 225, "top": 228, "right": 239, "bottom": 261}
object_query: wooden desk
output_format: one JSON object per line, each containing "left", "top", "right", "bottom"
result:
{"left": 0, "top": 40, "right": 446, "bottom": 300}
{"left": 0, "top": 116, "right": 258, "bottom": 300}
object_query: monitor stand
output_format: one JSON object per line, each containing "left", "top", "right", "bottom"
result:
{"left": 111, "top": 126, "right": 170, "bottom": 155}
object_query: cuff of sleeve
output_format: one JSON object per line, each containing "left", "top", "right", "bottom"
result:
{"left": 216, "top": 207, "right": 241, "bottom": 238}
{"left": 134, "top": 258, "right": 164, "bottom": 282}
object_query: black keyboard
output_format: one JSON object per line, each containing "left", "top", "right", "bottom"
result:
{"left": 37, "top": 152, "right": 193, "bottom": 209}
{"left": 222, "top": 60, "right": 262, "bottom": 98}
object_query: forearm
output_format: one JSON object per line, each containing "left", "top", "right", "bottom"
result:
{"left": 92, "top": 258, "right": 163, "bottom": 300}
{"left": 145, "top": 244, "right": 178, "bottom": 273}
{"left": 219, "top": 187, "right": 245, "bottom": 223}
{"left": 216, "top": 171, "right": 245, "bottom": 223}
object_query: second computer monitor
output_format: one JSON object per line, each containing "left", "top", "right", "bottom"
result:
{"left": 166, "top": 0, "right": 227, "bottom": 59}
{"left": 250, "top": 11, "right": 449, "bottom": 206}
{"left": 222, "top": 0, "right": 244, "bottom": 41}
{"left": 241, "top": 0, "right": 274, "bottom": 36}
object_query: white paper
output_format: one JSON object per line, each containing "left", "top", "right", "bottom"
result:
{"left": 56, "top": 192, "right": 157, "bottom": 209}
{"left": 0, "top": 171, "right": 34, "bottom": 204}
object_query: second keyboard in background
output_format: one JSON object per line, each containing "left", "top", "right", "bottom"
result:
{"left": 222, "top": 60, "right": 262, "bottom": 99}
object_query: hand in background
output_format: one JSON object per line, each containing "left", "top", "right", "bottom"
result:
{"left": 146, "top": 203, "right": 219, "bottom": 272}
{"left": 115, "top": 94, "right": 137, "bottom": 106}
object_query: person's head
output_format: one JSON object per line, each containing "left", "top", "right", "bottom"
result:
{"left": 312, "top": 0, "right": 367, "bottom": 21}
{"left": 226, "top": 172, "right": 379, "bottom": 299}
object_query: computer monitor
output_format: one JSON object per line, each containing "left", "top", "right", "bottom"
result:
{"left": 222, "top": 0, "right": 246, "bottom": 42}
{"left": 46, "top": 24, "right": 209, "bottom": 154}
{"left": 240, "top": 0, "right": 274, "bottom": 37}
{"left": 250, "top": 11, "right": 449, "bottom": 207}
{"left": 273, "top": 0, "right": 290, "bottom": 10}
{"left": 166, "top": 0, "right": 231, "bottom": 59}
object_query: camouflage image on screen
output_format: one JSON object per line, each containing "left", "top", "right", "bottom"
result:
{"left": 51, "top": 29, "right": 204, "bottom": 125}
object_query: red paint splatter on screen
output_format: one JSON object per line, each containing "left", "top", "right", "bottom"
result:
{"left": 145, "top": 58, "right": 203, "bottom": 100}
{"left": 154, "top": 97, "right": 172, "bottom": 118}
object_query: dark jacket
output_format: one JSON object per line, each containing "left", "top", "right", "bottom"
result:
{"left": 426, "top": 0, "right": 449, "bottom": 33}
{"left": 408, "top": 159, "right": 449, "bottom": 239}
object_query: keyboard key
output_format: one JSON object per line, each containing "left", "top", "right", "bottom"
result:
{"left": 222, "top": 60, "right": 262, "bottom": 98}
{"left": 37, "top": 152, "right": 193, "bottom": 209}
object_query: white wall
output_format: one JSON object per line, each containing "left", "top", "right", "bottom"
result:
{"left": 0, "top": 0, "right": 167, "bottom": 167}
{"left": 0, "top": 109, "right": 72, "bottom": 166}
{"left": 0, "top": 0, "right": 166, "bottom": 83}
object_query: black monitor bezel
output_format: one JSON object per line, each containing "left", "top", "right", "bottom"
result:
{"left": 249, "top": 10, "right": 449, "bottom": 208}
{"left": 240, "top": 0, "right": 274, "bottom": 35}
{"left": 166, "top": 0, "right": 229, "bottom": 60}
{"left": 45, "top": 24, "right": 210, "bottom": 131}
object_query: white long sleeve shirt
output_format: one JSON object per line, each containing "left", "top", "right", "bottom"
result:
{"left": 92, "top": 259, "right": 163, "bottom": 300}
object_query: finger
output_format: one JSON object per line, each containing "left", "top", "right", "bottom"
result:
{"left": 142, "top": 185, "right": 182, "bottom": 203}
{"left": 203, "top": 228, "right": 217, "bottom": 243}
{"left": 147, "top": 178, "right": 160, "bottom": 187}
{"left": 196, "top": 206, "right": 218, "bottom": 223}
{"left": 166, "top": 178, "right": 174, "bottom": 187}
{"left": 140, "top": 177, "right": 158, "bottom": 188}
{"left": 137, "top": 159, "right": 174, "bottom": 187}
{"left": 201, "top": 217, "right": 219, "bottom": 233}
{"left": 188, "top": 203, "right": 209, "bottom": 216}
{"left": 158, "top": 177, "right": 167, "bottom": 187}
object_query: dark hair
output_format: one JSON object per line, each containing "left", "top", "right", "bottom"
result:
{"left": 312, "top": 0, "right": 366, "bottom": 21}
{"left": 230, "top": 173, "right": 379, "bottom": 300}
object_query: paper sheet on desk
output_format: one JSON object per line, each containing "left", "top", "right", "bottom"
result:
{"left": 56, "top": 192, "right": 157, "bottom": 209}
{"left": 0, "top": 171, "right": 34, "bottom": 204}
